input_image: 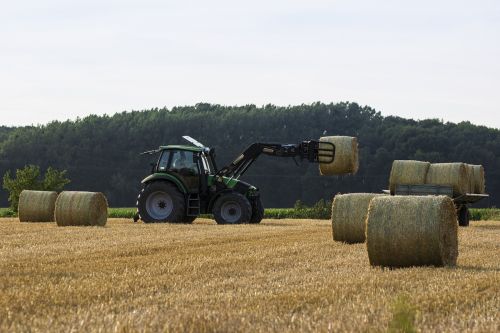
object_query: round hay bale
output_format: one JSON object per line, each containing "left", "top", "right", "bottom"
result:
{"left": 18, "top": 190, "right": 58, "bottom": 222}
{"left": 425, "top": 162, "right": 469, "bottom": 195}
{"left": 470, "top": 165, "right": 485, "bottom": 194}
{"left": 388, "top": 160, "right": 431, "bottom": 194}
{"left": 331, "top": 193, "right": 382, "bottom": 243}
{"left": 466, "top": 164, "right": 475, "bottom": 194}
{"left": 55, "top": 191, "right": 108, "bottom": 227}
{"left": 319, "top": 136, "right": 358, "bottom": 175}
{"left": 366, "top": 195, "right": 458, "bottom": 268}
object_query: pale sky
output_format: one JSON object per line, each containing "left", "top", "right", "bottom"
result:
{"left": 1, "top": 0, "right": 499, "bottom": 127}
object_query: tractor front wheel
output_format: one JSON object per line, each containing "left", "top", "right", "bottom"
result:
{"left": 249, "top": 197, "right": 264, "bottom": 224}
{"left": 213, "top": 192, "right": 252, "bottom": 224}
{"left": 137, "top": 181, "right": 186, "bottom": 223}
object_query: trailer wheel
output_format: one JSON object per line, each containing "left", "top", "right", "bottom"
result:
{"left": 458, "top": 205, "right": 470, "bottom": 227}
{"left": 137, "top": 181, "right": 186, "bottom": 223}
{"left": 213, "top": 192, "right": 252, "bottom": 224}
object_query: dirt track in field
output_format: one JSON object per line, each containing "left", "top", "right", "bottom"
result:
{"left": 0, "top": 218, "right": 499, "bottom": 332}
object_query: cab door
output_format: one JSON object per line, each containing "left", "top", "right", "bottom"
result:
{"left": 159, "top": 150, "right": 200, "bottom": 192}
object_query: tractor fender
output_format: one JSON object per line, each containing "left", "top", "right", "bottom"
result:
{"left": 141, "top": 173, "right": 188, "bottom": 194}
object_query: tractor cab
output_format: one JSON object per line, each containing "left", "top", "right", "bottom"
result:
{"left": 151, "top": 145, "right": 216, "bottom": 193}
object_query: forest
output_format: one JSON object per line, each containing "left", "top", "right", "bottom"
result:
{"left": 0, "top": 102, "right": 498, "bottom": 208}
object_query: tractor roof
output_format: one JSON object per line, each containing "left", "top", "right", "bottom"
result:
{"left": 159, "top": 145, "right": 203, "bottom": 152}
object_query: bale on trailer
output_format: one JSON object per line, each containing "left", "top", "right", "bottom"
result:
{"left": 366, "top": 195, "right": 458, "bottom": 268}
{"left": 319, "top": 136, "right": 358, "bottom": 175}
{"left": 55, "top": 191, "right": 108, "bottom": 227}
{"left": 388, "top": 160, "right": 430, "bottom": 194}
{"left": 426, "top": 162, "right": 469, "bottom": 195}
{"left": 331, "top": 193, "right": 382, "bottom": 243}
{"left": 466, "top": 164, "right": 475, "bottom": 194}
{"left": 18, "top": 190, "right": 58, "bottom": 222}
{"left": 469, "top": 164, "right": 485, "bottom": 194}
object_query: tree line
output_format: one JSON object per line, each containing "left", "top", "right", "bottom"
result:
{"left": 0, "top": 102, "right": 498, "bottom": 208}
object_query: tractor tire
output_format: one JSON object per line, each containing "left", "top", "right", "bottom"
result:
{"left": 213, "top": 192, "right": 252, "bottom": 224}
{"left": 458, "top": 205, "right": 470, "bottom": 227}
{"left": 137, "top": 181, "right": 186, "bottom": 223}
{"left": 249, "top": 197, "right": 264, "bottom": 224}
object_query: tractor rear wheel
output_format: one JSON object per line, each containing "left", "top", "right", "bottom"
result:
{"left": 249, "top": 197, "right": 264, "bottom": 224}
{"left": 213, "top": 192, "right": 252, "bottom": 224}
{"left": 137, "top": 181, "right": 186, "bottom": 223}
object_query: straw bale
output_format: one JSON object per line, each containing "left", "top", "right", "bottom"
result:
{"left": 319, "top": 136, "right": 358, "bottom": 175}
{"left": 469, "top": 164, "right": 485, "bottom": 194}
{"left": 18, "top": 190, "right": 58, "bottom": 222}
{"left": 388, "top": 160, "right": 430, "bottom": 194}
{"left": 366, "top": 195, "right": 458, "bottom": 268}
{"left": 331, "top": 193, "right": 382, "bottom": 243}
{"left": 426, "top": 163, "right": 469, "bottom": 195}
{"left": 466, "top": 164, "right": 475, "bottom": 194}
{"left": 55, "top": 191, "right": 108, "bottom": 227}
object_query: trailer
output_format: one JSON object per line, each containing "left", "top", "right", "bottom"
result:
{"left": 382, "top": 184, "right": 489, "bottom": 227}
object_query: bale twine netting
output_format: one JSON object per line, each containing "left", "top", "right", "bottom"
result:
{"left": 18, "top": 190, "right": 58, "bottom": 222}
{"left": 366, "top": 195, "right": 458, "bottom": 268}
{"left": 319, "top": 136, "right": 359, "bottom": 175}
{"left": 388, "top": 160, "right": 431, "bottom": 194}
{"left": 469, "top": 164, "right": 485, "bottom": 194}
{"left": 425, "top": 162, "right": 469, "bottom": 195}
{"left": 331, "top": 193, "right": 382, "bottom": 243}
{"left": 55, "top": 191, "right": 108, "bottom": 227}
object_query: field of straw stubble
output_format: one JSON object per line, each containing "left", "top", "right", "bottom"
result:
{"left": 0, "top": 218, "right": 499, "bottom": 332}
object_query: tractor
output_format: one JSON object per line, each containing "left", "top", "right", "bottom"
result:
{"left": 135, "top": 136, "right": 335, "bottom": 224}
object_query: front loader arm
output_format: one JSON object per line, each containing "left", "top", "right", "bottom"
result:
{"left": 216, "top": 141, "right": 335, "bottom": 179}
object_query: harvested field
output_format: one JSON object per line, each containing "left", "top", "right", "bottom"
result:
{"left": 0, "top": 218, "right": 499, "bottom": 332}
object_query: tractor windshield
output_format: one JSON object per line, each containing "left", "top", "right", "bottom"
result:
{"left": 157, "top": 149, "right": 199, "bottom": 175}
{"left": 171, "top": 151, "right": 197, "bottom": 173}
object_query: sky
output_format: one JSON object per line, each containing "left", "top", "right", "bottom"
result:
{"left": 1, "top": 0, "right": 499, "bottom": 128}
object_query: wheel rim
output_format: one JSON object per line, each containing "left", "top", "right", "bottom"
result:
{"left": 146, "top": 191, "right": 173, "bottom": 220}
{"left": 220, "top": 201, "right": 242, "bottom": 223}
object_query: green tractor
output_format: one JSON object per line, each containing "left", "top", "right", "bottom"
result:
{"left": 135, "top": 136, "right": 335, "bottom": 224}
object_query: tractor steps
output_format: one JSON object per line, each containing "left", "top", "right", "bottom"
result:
{"left": 187, "top": 194, "right": 200, "bottom": 216}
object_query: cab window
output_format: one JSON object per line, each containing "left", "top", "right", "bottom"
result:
{"left": 169, "top": 150, "right": 199, "bottom": 175}
{"left": 157, "top": 151, "right": 171, "bottom": 172}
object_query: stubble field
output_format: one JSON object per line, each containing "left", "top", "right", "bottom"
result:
{"left": 0, "top": 218, "right": 498, "bottom": 332}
